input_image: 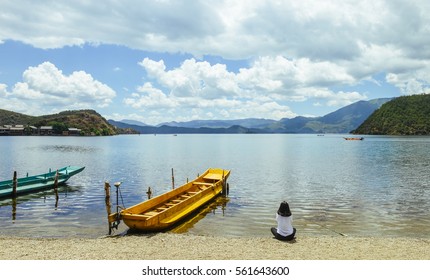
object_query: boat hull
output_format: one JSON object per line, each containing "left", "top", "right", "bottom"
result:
{"left": 0, "top": 166, "right": 85, "bottom": 198}
{"left": 114, "top": 168, "right": 230, "bottom": 232}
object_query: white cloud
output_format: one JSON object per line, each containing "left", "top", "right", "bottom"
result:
{"left": 122, "top": 56, "right": 366, "bottom": 124}
{"left": 326, "top": 91, "right": 367, "bottom": 107}
{"left": 2, "top": 0, "right": 430, "bottom": 122}
{"left": 1, "top": 62, "right": 116, "bottom": 115}
{"left": 0, "top": 84, "right": 8, "bottom": 96}
{"left": 1, "top": 0, "right": 429, "bottom": 62}
{"left": 236, "top": 56, "right": 357, "bottom": 99}
{"left": 139, "top": 58, "right": 240, "bottom": 99}
{"left": 386, "top": 71, "right": 430, "bottom": 95}
{"left": 138, "top": 56, "right": 361, "bottom": 101}
{"left": 124, "top": 82, "right": 177, "bottom": 109}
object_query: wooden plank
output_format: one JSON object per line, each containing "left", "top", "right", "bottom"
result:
{"left": 142, "top": 211, "right": 158, "bottom": 216}
{"left": 203, "top": 173, "right": 222, "bottom": 180}
{"left": 193, "top": 182, "right": 213, "bottom": 186}
{"left": 141, "top": 215, "right": 154, "bottom": 218}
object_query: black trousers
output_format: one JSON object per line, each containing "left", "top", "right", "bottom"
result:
{"left": 271, "top": 227, "right": 296, "bottom": 241}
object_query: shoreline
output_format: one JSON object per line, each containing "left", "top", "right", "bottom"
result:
{"left": 1, "top": 233, "right": 429, "bottom": 260}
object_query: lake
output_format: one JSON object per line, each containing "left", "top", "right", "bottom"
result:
{"left": 0, "top": 134, "right": 429, "bottom": 238}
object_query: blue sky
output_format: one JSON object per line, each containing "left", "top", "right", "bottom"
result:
{"left": 1, "top": 0, "right": 429, "bottom": 125}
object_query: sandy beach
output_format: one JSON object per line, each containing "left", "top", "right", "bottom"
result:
{"left": 1, "top": 233, "right": 429, "bottom": 260}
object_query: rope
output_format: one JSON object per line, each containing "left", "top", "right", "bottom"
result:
{"left": 316, "top": 223, "right": 348, "bottom": 237}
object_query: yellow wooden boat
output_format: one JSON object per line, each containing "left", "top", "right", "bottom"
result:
{"left": 108, "top": 168, "right": 230, "bottom": 232}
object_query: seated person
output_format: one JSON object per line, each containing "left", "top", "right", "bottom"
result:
{"left": 271, "top": 201, "right": 296, "bottom": 241}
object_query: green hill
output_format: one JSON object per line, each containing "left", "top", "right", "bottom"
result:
{"left": 0, "top": 109, "right": 34, "bottom": 124}
{"left": 352, "top": 94, "right": 430, "bottom": 135}
{"left": 0, "top": 109, "right": 118, "bottom": 136}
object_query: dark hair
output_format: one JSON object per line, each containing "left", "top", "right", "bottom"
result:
{"left": 277, "top": 201, "right": 291, "bottom": 217}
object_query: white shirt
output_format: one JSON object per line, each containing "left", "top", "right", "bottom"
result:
{"left": 276, "top": 213, "right": 294, "bottom": 236}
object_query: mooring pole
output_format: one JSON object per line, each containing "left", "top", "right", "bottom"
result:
{"left": 222, "top": 170, "right": 226, "bottom": 195}
{"left": 171, "top": 168, "right": 175, "bottom": 189}
{"left": 12, "top": 198, "right": 17, "bottom": 221}
{"left": 104, "top": 182, "right": 112, "bottom": 235}
{"left": 12, "top": 171, "right": 17, "bottom": 198}
{"left": 146, "top": 186, "right": 152, "bottom": 199}
{"left": 54, "top": 170, "right": 59, "bottom": 203}
{"left": 104, "top": 182, "right": 111, "bottom": 214}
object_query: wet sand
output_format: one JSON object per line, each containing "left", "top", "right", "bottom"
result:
{"left": 1, "top": 233, "right": 429, "bottom": 260}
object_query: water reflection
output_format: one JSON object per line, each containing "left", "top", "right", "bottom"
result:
{"left": 170, "top": 196, "right": 229, "bottom": 234}
{"left": 29, "top": 144, "right": 99, "bottom": 153}
{"left": 121, "top": 196, "right": 230, "bottom": 237}
{"left": 1, "top": 135, "right": 430, "bottom": 238}
{"left": 0, "top": 185, "right": 78, "bottom": 222}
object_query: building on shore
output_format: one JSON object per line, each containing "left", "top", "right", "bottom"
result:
{"left": 39, "top": 126, "right": 54, "bottom": 135}
{"left": 0, "top": 125, "right": 80, "bottom": 136}
{"left": 62, "top": 128, "right": 82, "bottom": 136}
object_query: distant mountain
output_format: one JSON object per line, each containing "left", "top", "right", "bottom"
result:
{"left": 352, "top": 94, "right": 430, "bottom": 135}
{"left": 158, "top": 118, "right": 277, "bottom": 129}
{"left": 120, "top": 119, "right": 150, "bottom": 126}
{"left": 0, "top": 109, "right": 118, "bottom": 136}
{"left": 275, "top": 98, "right": 392, "bottom": 133}
{"left": 109, "top": 119, "right": 264, "bottom": 134}
{"left": 109, "top": 98, "right": 392, "bottom": 134}
{"left": 172, "top": 98, "right": 391, "bottom": 133}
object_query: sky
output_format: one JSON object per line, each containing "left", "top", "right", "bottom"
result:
{"left": 1, "top": 0, "right": 430, "bottom": 125}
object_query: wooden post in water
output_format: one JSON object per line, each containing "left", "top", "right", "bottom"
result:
{"left": 104, "top": 182, "right": 112, "bottom": 235}
{"left": 222, "top": 170, "right": 229, "bottom": 196}
{"left": 12, "top": 171, "right": 17, "bottom": 198}
{"left": 12, "top": 198, "right": 17, "bottom": 221}
{"left": 104, "top": 182, "right": 111, "bottom": 215}
{"left": 222, "top": 170, "right": 226, "bottom": 195}
{"left": 146, "top": 186, "right": 152, "bottom": 199}
{"left": 54, "top": 170, "right": 59, "bottom": 204}
{"left": 171, "top": 168, "right": 175, "bottom": 189}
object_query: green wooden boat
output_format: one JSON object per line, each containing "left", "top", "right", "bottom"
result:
{"left": 0, "top": 166, "right": 85, "bottom": 199}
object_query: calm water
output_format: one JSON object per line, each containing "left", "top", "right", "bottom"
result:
{"left": 0, "top": 134, "right": 429, "bottom": 238}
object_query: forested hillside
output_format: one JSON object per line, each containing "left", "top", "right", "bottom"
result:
{"left": 0, "top": 109, "right": 119, "bottom": 135}
{"left": 352, "top": 94, "right": 430, "bottom": 135}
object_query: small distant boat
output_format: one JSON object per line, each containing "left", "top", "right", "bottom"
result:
{"left": 0, "top": 166, "right": 85, "bottom": 198}
{"left": 108, "top": 168, "right": 230, "bottom": 232}
{"left": 344, "top": 137, "right": 364, "bottom": 140}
